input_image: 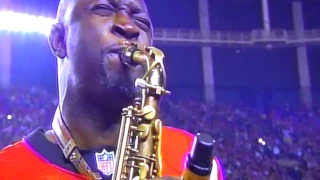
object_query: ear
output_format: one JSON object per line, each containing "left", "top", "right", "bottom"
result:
{"left": 48, "top": 23, "right": 67, "bottom": 59}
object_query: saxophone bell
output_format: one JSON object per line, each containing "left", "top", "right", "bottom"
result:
{"left": 182, "top": 133, "right": 214, "bottom": 180}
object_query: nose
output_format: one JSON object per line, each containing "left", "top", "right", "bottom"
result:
{"left": 112, "top": 12, "right": 140, "bottom": 41}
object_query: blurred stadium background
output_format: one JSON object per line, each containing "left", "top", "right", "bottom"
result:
{"left": 1, "top": 0, "right": 320, "bottom": 179}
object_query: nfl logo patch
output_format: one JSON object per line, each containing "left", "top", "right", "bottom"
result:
{"left": 95, "top": 149, "right": 115, "bottom": 176}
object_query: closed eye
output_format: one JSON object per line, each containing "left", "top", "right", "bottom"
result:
{"left": 91, "top": 4, "right": 114, "bottom": 16}
{"left": 134, "top": 17, "right": 151, "bottom": 32}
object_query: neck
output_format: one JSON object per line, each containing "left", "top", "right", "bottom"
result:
{"left": 52, "top": 98, "right": 124, "bottom": 150}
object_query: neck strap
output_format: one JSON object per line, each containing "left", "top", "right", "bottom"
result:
{"left": 51, "top": 108, "right": 102, "bottom": 180}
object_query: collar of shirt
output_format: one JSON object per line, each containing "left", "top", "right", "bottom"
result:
{"left": 23, "top": 128, "right": 115, "bottom": 179}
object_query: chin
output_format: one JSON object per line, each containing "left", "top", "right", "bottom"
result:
{"left": 115, "top": 85, "right": 137, "bottom": 101}
{"left": 100, "top": 76, "right": 138, "bottom": 105}
{"left": 100, "top": 61, "right": 143, "bottom": 106}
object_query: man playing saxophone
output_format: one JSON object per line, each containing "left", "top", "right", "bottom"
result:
{"left": 0, "top": 0, "right": 223, "bottom": 179}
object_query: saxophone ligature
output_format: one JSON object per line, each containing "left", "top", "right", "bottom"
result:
{"left": 112, "top": 40, "right": 170, "bottom": 180}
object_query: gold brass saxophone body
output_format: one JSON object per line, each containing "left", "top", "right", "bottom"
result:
{"left": 112, "top": 40, "right": 170, "bottom": 180}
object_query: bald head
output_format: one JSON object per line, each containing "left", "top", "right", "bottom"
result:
{"left": 56, "top": 0, "right": 150, "bottom": 23}
{"left": 56, "top": 0, "right": 68, "bottom": 23}
{"left": 54, "top": 0, "right": 153, "bottom": 40}
{"left": 56, "top": 0, "right": 76, "bottom": 24}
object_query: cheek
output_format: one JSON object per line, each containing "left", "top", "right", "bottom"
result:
{"left": 90, "top": 18, "right": 114, "bottom": 43}
{"left": 133, "top": 65, "right": 145, "bottom": 78}
{"left": 69, "top": 35, "right": 101, "bottom": 79}
{"left": 140, "top": 32, "right": 152, "bottom": 47}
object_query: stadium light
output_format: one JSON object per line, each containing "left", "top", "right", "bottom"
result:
{"left": 0, "top": 11, "right": 54, "bottom": 36}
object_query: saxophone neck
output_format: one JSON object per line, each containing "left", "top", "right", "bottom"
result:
{"left": 119, "top": 40, "right": 167, "bottom": 91}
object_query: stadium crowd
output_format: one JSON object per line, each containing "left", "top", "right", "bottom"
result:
{"left": 0, "top": 86, "right": 319, "bottom": 179}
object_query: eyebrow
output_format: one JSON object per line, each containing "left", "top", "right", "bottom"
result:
{"left": 95, "top": 0, "right": 146, "bottom": 13}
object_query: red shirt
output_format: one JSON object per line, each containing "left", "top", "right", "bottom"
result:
{"left": 0, "top": 127, "right": 223, "bottom": 179}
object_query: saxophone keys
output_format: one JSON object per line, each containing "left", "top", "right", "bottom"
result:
{"left": 164, "top": 89, "right": 171, "bottom": 95}
{"left": 141, "top": 105, "right": 156, "bottom": 120}
{"left": 153, "top": 119, "right": 162, "bottom": 134}
{"left": 153, "top": 169, "right": 158, "bottom": 174}
{"left": 138, "top": 163, "right": 149, "bottom": 180}
{"left": 137, "top": 124, "right": 150, "bottom": 139}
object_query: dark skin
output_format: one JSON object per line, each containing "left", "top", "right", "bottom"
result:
{"left": 47, "top": 0, "right": 178, "bottom": 179}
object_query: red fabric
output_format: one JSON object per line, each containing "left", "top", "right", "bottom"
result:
{"left": 0, "top": 141, "right": 86, "bottom": 180}
{"left": 161, "top": 126, "right": 194, "bottom": 176}
{"left": 0, "top": 127, "right": 223, "bottom": 179}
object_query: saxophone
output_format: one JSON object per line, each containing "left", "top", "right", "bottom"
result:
{"left": 112, "top": 40, "right": 170, "bottom": 180}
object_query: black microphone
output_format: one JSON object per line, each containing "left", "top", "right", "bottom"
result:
{"left": 181, "top": 133, "right": 214, "bottom": 180}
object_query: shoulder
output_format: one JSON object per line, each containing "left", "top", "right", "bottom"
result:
{"left": 0, "top": 141, "right": 27, "bottom": 160}
{"left": 0, "top": 139, "right": 85, "bottom": 180}
{"left": 0, "top": 141, "right": 38, "bottom": 165}
{"left": 0, "top": 141, "right": 48, "bottom": 179}
{"left": 161, "top": 126, "right": 194, "bottom": 176}
{"left": 162, "top": 126, "right": 194, "bottom": 144}
{"left": 162, "top": 126, "right": 194, "bottom": 155}
{"left": 0, "top": 141, "right": 29, "bottom": 177}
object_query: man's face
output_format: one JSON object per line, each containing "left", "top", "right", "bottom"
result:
{"left": 63, "top": 0, "right": 152, "bottom": 108}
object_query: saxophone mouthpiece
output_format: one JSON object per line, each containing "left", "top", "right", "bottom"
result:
{"left": 119, "top": 39, "right": 148, "bottom": 66}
